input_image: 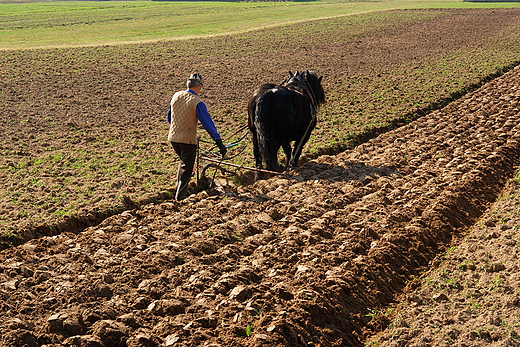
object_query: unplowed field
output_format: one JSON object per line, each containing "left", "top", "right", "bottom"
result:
{"left": 2, "top": 8, "right": 520, "bottom": 347}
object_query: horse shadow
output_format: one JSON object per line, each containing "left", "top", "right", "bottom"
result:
{"left": 234, "top": 160, "right": 400, "bottom": 204}
{"left": 288, "top": 160, "right": 401, "bottom": 183}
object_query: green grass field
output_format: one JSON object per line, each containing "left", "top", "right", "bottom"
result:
{"left": 1, "top": 0, "right": 520, "bottom": 50}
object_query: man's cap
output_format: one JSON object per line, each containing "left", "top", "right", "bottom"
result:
{"left": 188, "top": 72, "right": 203, "bottom": 86}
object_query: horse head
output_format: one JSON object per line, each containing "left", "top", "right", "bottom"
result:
{"left": 300, "top": 70, "right": 325, "bottom": 105}
{"left": 283, "top": 70, "right": 325, "bottom": 106}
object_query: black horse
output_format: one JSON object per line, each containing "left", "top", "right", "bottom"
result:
{"left": 247, "top": 70, "right": 325, "bottom": 179}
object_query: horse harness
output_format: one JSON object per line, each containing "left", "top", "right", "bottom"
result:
{"left": 280, "top": 73, "right": 319, "bottom": 167}
{"left": 281, "top": 74, "right": 318, "bottom": 119}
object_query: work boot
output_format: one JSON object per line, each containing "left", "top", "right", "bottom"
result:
{"left": 175, "top": 180, "right": 189, "bottom": 201}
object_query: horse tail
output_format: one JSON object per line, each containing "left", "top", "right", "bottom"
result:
{"left": 254, "top": 91, "right": 279, "bottom": 172}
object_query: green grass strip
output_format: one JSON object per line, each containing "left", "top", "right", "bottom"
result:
{"left": 1, "top": 0, "right": 520, "bottom": 50}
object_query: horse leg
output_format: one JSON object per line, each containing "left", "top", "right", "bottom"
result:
{"left": 251, "top": 131, "right": 264, "bottom": 180}
{"left": 289, "top": 131, "right": 312, "bottom": 167}
{"left": 265, "top": 142, "right": 281, "bottom": 175}
{"left": 290, "top": 143, "right": 304, "bottom": 167}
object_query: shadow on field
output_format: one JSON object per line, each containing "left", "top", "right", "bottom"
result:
{"left": 291, "top": 161, "right": 400, "bottom": 183}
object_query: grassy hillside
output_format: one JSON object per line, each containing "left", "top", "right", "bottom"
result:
{"left": 1, "top": 0, "right": 520, "bottom": 50}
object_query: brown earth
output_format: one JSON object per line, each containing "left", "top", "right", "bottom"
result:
{"left": 371, "top": 175, "right": 520, "bottom": 347}
{"left": 2, "top": 8, "right": 520, "bottom": 243}
{"left": 2, "top": 63, "right": 520, "bottom": 347}
{"left": 1, "top": 8, "right": 520, "bottom": 347}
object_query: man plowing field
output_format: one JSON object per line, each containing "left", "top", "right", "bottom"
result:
{"left": 167, "top": 72, "right": 227, "bottom": 200}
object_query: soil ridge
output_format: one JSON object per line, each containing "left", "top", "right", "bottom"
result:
{"left": 1, "top": 66, "right": 520, "bottom": 346}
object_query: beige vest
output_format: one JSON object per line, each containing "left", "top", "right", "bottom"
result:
{"left": 168, "top": 91, "right": 202, "bottom": 144}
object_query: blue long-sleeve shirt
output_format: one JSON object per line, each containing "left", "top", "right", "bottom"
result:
{"left": 167, "top": 89, "right": 221, "bottom": 141}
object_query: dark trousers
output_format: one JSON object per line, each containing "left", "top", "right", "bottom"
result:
{"left": 171, "top": 142, "right": 197, "bottom": 201}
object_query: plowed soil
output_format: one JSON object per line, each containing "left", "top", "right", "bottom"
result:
{"left": 2, "top": 8, "right": 520, "bottom": 347}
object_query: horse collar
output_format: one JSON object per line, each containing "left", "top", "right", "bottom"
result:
{"left": 282, "top": 80, "right": 318, "bottom": 107}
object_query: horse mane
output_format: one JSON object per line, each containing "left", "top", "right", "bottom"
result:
{"left": 304, "top": 71, "right": 325, "bottom": 104}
